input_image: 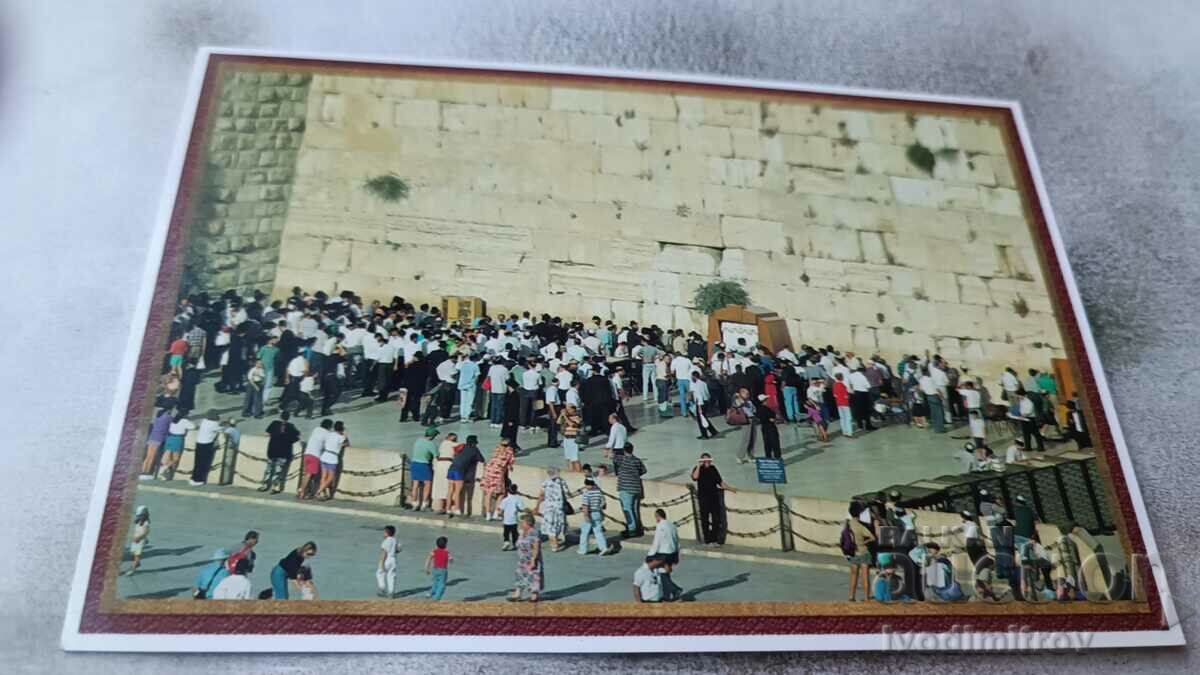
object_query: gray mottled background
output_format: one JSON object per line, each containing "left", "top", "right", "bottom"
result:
{"left": 1, "top": 0, "right": 1196, "bottom": 671}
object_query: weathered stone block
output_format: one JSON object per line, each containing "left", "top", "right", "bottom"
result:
{"left": 721, "top": 215, "right": 785, "bottom": 251}
{"left": 654, "top": 244, "right": 721, "bottom": 275}
{"left": 978, "top": 186, "right": 1022, "bottom": 216}
{"left": 549, "top": 87, "right": 606, "bottom": 114}
{"left": 913, "top": 116, "right": 959, "bottom": 151}
{"left": 956, "top": 274, "right": 993, "bottom": 306}
{"left": 679, "top": 123, "right": 732, "bottom": 157}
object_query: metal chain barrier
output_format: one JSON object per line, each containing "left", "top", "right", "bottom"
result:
{"left": 725, "top": 523, "right": 782, "bottom": 539}
{"left": 337, "top": 481, "right": 407, "bottom": 498}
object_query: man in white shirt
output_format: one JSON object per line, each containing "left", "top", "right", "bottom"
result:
{"left": 298, "top": 420, "right": 331, "bottom": 499}
{"left": 847, "top": 368, "right": 875, "bottom": 432}
{"left": 582, "top": 331, "right": 601, "bottom": 354}
{"left": 211, "top": 559, "right": 254, "bottom": 599}
{"left": 918, "top": 370, "right": 946, "bottom": 433}
{"left": 604, "top": 414, "right": 628, "bottom": 468}
{"left": 632, "top": 558, "right": 663, "bottom": 603}
{"left": 190, "top": 412, "right": 224, "bottom": 486}
{"left": 519, "top": 360, "right": 542, "bottom": 429}
{"left": 957, "top": 381, "right": 982, "bottom": 414}
{"left": 670, "top": 353, "right": 695, "bottom": 416}
{"left": 372, "top": 335, "right": 398, "bottom": 402}
{"left": 486, "top": 359, "right": 510, "bottom": 428}
{"left": 646, "top": 508, "right": 682, "bottom": 601}
{"left": 402, "top": 334, "right": 422, "bottom": 364}
{"left": 690, "top": 371, "right": 716, "bottom": 439}
{"left": 929, "top": 361, "right": 952, "bottom": 423}
{"left": 1009, "top": 392, "right": 1046, "bottom": 452}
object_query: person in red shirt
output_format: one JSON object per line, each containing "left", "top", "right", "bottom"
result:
{"left": 832, "top": 373, "right": 854, "bottom": 439}
{"left": 424, "top": 536, "right": 453, "bottom": 600}
{"left": 168, "top": 337, "right": 189, "bottom": 376}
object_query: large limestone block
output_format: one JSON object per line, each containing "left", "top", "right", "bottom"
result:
{"left": 767, "top": 102, "right": 840, "bottom": 137}
{"left": 567, "top": 111, "right": 622, "bottom": 146}
{"left": 610, "top": 299, "right": 644, "bottom": 324}
{"left": 549, "top": 262, "right": 645, "bottom": 302}
{"left": 653, "top": 244, "right": 721, "bottom": 275}
{"left": 956, "top": 274, "right": 994, "bottom": 306}
{"left": 701, "top": 183, "right": 761, "bottom": 219}
{"left": 549, "top": 87, "right": 607, "bottom": 114}
{"left": 708, "top": 156, "right": 764, "bottom": 189}
{"left": 913, "top": 116, "right": 959, "bottom": 151}
{"left": 890, "top": 176, "right": 982, "bottom": 211}
{"left": 795, "top": 320, "right": 853, "bottom": 351}
{"left": 318, "top": 239, "right": 352, "bottom": 273}
{"left": 648, "top": 120, "right": 681, "bottom": 152}
{"left": 730, "top": 127, "right": 782, "bottom": 161}
{"left": 641, "top": 303, "right": 674, "bottom": 328}
{"left": 840, "top": 261, "right": 893, "bottom": 295}
{"left": 954, "top": 120, "right": 1007, "bottom": 155}
{"left": 391, "top": 99, "right": 441, "bottom": 129}
{"left": 497, "top": 85, "right": 552, "bottom": 110}
{"left": 854, "top": 141, "right": 921, "bottom": 178}
{"left": 641, "top": 271, "right": 683, "bottom": 306}
{"left": 679, "top": 122, "right": 733, "bottom": 157}
{"left": 867, "top": 111, "right": 918, "bottom": 147}
{"left": 921, "top": 271, "right": 959, "bottom": 303}
{"left": 850, "top": 325, "right": 881, "bottom": 353}
{"left": 721, "top": 215, "right": 786, "bottom": 251}
{"left": 803, "top": 225, "right": 863, "bottom": 262}
{"left": 673, "top": 306, "right": 704, "bottom": 333}
{"left": 789, "top": 166, "right": 850, "bottom": 198}
{"left": 702, "top": 98, "right": 761, "bottom": 129}
{"left": 601, "top": 146, "right": 650, "bottom": 177}
{"left": 603, "top": 91, "right": 678, "bottom": 121}
{"left": 979, "top": 186, "right": 1023, "bottom": 217}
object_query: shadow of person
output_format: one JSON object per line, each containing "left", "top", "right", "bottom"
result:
{"left": 121, "top": 544, "right": 204, "bottom": 562}
{"left": 541, "top": 576, "right": 620, "bottom": 601}
{"left": 124, "top": 586, "right": 194, "bottom": 600}
{"left": 679, "top": 572, "right": 751, "bottom": 602}
{"left": 391, "top": 577, "right": 469, "bottom": 599}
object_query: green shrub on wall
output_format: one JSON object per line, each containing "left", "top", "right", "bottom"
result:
{"left": 363, "top": 173, "right": 411, "bottom": 202}
{"left": 906, "top": 142, "right": 936, "bottom": 176}
{"left": 693, "top": 280, "right": 751, "bottom": 314}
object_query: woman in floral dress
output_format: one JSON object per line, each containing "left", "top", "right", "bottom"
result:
{"left": 535, "top": 467, "right": 570, "bottom": 552}
{"left": 509, "top": 513, "right": 543, "bottom": 602}
{"left": 480, "top": 438, "right": 515, "bottom": 521}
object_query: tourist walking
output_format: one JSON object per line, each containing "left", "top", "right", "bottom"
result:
{"left": 510, "top": 513, "right": 544, "bottom": 602}
{"left": 578, "top": 478, "right": 615, "bottom": 555}
{"left": 731, "top": 387, "right": 758, "bottom": 463}
{"left": 616, "top": 443, "right": 647, "bottom": 538}
{"left": 498, "top": 483, "right": 525, "bottom": 551}
{"left": 425, "top": 536, "right": 453, "bottom": 600}
{"left": 557, "top": 403, "right": 584, "bottom": 472}
{"left": 536, "top": 467, "right": 571, "bottom": 552}
{"left": 690, "top": 371, "right": 717, "bottom": 439}
{"left": 481, "top": 438, "right": 516, "bottom": 520}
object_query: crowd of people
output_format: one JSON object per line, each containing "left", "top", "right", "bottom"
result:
{"left": 132, "top": 285, "right": 1096, "bottom": 603}
{"left": 839, "top": 488, "right": 1089, "bottom": 603}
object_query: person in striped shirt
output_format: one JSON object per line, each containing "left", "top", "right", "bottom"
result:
{"left": 577, "top": 478, "right": 615, "bottom": 556}
{"left": 616, "top": 443, "right": 647, "bottom": 538}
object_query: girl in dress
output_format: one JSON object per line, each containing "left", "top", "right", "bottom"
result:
{"left": 805, "top": 398, "right": 829, "bottom": 442}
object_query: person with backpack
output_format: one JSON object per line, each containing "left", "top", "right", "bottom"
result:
{"left": 193, "top": 548, "right": 231, "bottom": 600}
{"left": 843, "top": 501, "right": 876, "bottom": 601}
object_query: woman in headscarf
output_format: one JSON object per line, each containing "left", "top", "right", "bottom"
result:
{"left": 535, "top": 467, "right": 570, "bottom": 552}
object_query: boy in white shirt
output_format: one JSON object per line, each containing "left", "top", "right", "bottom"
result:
{"left": 968, "top": 409, "right": 987, "bottom": 451}
{"left": 497, "top": 484, "right": 525, "bottom": 551}
{"left": 376, "top": 524, "right": 401, "bottom": 598}
{"left": 1006, "top": 439, "right": 1027, "bottom": 464}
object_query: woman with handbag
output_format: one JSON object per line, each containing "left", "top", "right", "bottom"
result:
{"left": 535, "top": 467, "right": 572, "bottom": 552}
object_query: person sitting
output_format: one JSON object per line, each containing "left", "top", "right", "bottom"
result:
{"left": 922, "top": 543, "right": 964, "bottom": 602}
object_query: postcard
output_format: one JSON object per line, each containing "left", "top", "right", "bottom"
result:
{"left": 62, "top": 48, "right": 1183, "bottom": 652}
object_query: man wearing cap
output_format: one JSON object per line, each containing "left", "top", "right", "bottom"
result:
{"left": 407, "top": 427, "right": 438, "bottom": 512}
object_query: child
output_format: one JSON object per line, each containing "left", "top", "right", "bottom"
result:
{"left": 1006, "top": 439, "right": 1027, "bottom": 464}
{"left": 804, "top": 399, "right": 829, "bottom": 442}
{"left": 968, "top": 409, "right": 986, "bottom": 450}
{"left": 872, "top": 559, "right": 897, "bottom": 602}
{"left": 497, "top": 484, "right": 525, "bottom": 551}
{"left": 376, "top": 524, "right": 401, "bottom": 598}
{"left": 425, "top": 536, "right": 453, "bottom": 600}
{"left": 296, "top": 565, "right": 318, "bottom": 600}
{"left": 123, "top": 505, "right": 150, "bottom": 576}
{"left": 984, "top": 447, "right": 1005, "bottom": 472}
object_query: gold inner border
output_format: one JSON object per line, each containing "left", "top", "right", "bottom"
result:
{"left": 97, "top": 56, "right": 1147, "bottom": 621}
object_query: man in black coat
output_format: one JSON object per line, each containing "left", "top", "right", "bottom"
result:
{"left": 582, "top": 369, "right": 615, "bottom": 437}
{"left": 400, "top": 352, "right": 430, "bottom": 422}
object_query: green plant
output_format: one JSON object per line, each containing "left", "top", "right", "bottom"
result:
{"left": 1012, "top": 295, "right": 1030, "bottom": 317}
{"left": 693, "top": 280, "right": 750, "bottom": 314}
{"left": 363, "top": 173, "right": 410, "bottom": 202}
{"left": 906, "top": 143, "right": 936, "bottom": 176}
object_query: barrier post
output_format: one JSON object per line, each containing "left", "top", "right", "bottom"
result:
{"left": 774, "top": 486, "right": 794, "bottom": 552}
{"left": 219, "top": 434, "right": 236, "bottom": 486}
{"left": 687, "top": 484, "right": 702, "bottom": 544}
{"left": 396, "top": 454, "right": 409, "bottom": 508}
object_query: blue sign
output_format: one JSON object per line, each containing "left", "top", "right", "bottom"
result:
{"left": 755, "top": 458, "right": 787, "bottom": 484}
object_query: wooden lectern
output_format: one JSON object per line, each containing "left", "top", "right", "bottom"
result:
{"left": 441, "top": 296, "right": 486, "bottom": 325}
{"left": 706, "top": 305, "right": 792, "bottom": 355}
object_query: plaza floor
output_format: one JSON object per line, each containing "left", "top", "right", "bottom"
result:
{"left": 191, "top": 376, "right": 1036, "bottom": 501}
{"left": 117, "top": 483, "right": 848, "bottom": 602}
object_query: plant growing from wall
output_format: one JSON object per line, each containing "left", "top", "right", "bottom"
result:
{"left": 363, "top": 173, "right": 411, "bottom": 202}
{"left": 906, "top": 142, "right": 936, "bottom": 176}
{"left": 693, "top": 280, "right": 750, "bottom": 314}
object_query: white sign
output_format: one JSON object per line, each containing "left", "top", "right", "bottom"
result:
{"left": 720, "top": 321, "right": 759, "bottom": 353}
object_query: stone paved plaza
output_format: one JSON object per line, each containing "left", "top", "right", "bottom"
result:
{"left": 118, "top": 484, "right": 846, "bottom": 602}
{"left": 192, "top": 376, "right": 1012, "bottom": 501}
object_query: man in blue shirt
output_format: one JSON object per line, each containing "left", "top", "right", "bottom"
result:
{"left": 192, "top": 548, "right": 230, "bottom": 599}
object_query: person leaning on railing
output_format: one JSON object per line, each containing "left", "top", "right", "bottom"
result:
{"left": 691, "top": 453, "right": 737, "bottom": 547}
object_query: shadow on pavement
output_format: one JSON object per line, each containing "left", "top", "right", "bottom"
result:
{"left": 392, "top": 578, "right": 469, "bottom": 599}
{"left": 680, "top": 572, "right": 750, "bottom": 601}
{"left": 121, "top": 544, "right": 203, "bottom": 562}
{"left": 134, "top": 558, "right": 214, "bottom": 575}
{"left": 541, "top": 576, "right": 620, "bottom": 601}
{"left": 124, "top": 586, "right": 193, "bottom": 600}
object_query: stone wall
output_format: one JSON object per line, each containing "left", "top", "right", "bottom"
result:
{"left": 273, "top": 73, "right": 1065, "bottom": 380}
{"left": 183, "top": 70, "right": 311, "bottom": 294}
